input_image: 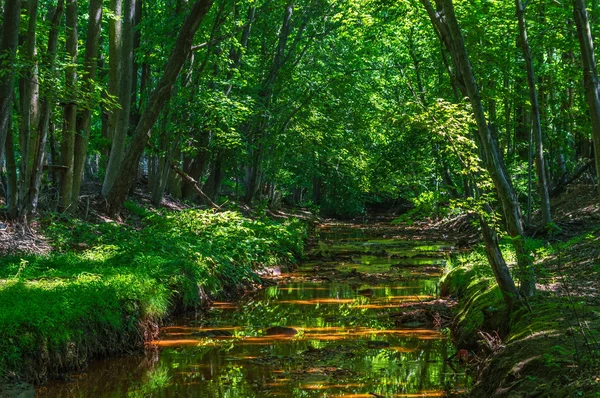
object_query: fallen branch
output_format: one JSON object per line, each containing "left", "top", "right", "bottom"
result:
{"left": 550, "top": 160, "right": 594, "bottom": 198}
{"left": 169, "top": 164, "right": 219, "bottom": 209}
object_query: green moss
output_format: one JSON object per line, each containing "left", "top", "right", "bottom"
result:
{"left": 0, "top": 208, "right": 308, "bottom": 382}
{"left": 444, "top": 234, "right": 600, "bottom": 397}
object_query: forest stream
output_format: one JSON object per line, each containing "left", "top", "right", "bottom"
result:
{"left": 37, "top": 222, "right": 470, "bottom": 397}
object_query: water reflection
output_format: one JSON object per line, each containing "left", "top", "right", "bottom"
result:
{"left": 37, "top": 223, "right": 468, "bottom": 397}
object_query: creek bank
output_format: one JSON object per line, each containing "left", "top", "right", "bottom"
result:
{"left": 0, "top": 205, "right": 309, "bottom": 385}
{"left": 440, "top": 228, "right": 600, "bottom": 397}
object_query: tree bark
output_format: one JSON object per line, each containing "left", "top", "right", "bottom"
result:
{"left": 0, "top": 0, "right": 21, "bottom": 162}
{"left": 72, "top": 0, "right": 103, "bottom": 202}
{"left": 516, "top": 0, "right": 552, "bottom": 225}
{"left": 58, "top": 0, "right": 78, "bottom": 210}
{"left": 573, "top": 0, "right": 600, "bottom": 197}
{"left": 18, "top": 0, "right": 40, "bottom": 218}
{"left": 5, "top": 118, "right": 18, "bottom": 219}
{"left": 106, "top": 0, "right": 215, "bottom": 215}
{"left": 24, "top": 0, "right": 64, "bottom": 215}
{"left": 103, "top": 0, "right": 135, "bottom": 196}
{"left": 105, "top": 0, "right": 122, "bottom": 147}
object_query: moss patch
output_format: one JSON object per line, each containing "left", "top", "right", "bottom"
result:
{"left": 441, "top": 237, "right": 600, "bottom": 397}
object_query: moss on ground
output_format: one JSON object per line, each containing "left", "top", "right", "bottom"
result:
{"left": 441, "top": 234, "right": 600, "bottom": 397}
{"left": 0, "top": 205, "right": 307, "bottom": 383}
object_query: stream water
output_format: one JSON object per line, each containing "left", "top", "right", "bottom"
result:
{"left": 37, "top": 222, "right": 469, "bottom": 397}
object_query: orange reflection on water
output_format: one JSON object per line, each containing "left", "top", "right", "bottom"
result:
{"left": 339, "top": 395, "right": 379, "bottom": 398}
{"left": 302, "top": 383, "right": 366, "bottom": 390}
{"left": 380, "top": 295, "right": 434, "bottom": 300}
{"left": 161, "top": 326, "right": 241, "bottom": 332}
{"left": 212, "top": 302, "right": 237, "bottom": 309}
{"left": 278, "top": 298, "right": 357, "bottom": 305}
{"left": 150, "top": 339, "right": 210, "bottom": 347}
{"left": 390, "top": 391, "right": 445, "bottom": 397}
{"left": 339, "top": 393, "right": 445, "bottom": 398}
{"left": 386, "top": 346, "right": 417, "bottom": 352}
{"left": 355, "top": 303, "right": 407, "bottom": 309}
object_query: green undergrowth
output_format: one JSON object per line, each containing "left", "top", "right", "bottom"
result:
{"left": 0, "top": 204, "right": 307, "bottom": 382}
{"left": 441, "top": 234, "right": 600, "bottom": 397}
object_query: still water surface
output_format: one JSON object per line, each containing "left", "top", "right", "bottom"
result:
{"left": 37, "top": 222, "right": 469, "bottom": 397}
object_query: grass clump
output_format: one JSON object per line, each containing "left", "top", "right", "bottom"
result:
{"left": 0, "top": 206, "right": 307, "bottom": 382}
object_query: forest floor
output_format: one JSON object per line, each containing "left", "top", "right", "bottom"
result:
{"left": 442, "top": 184, "right": 600, "bottom": 397}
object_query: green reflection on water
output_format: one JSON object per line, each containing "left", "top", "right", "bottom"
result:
{"left": 37, "top": 224, "right": 469, "bottom": 397}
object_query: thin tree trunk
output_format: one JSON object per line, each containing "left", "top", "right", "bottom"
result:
{"left": 72, "top": 0, "right": 103, "bottom": 202}
{"left": 102, "top": 0, "right": 135, "bottom": 196}
{"left": 59, "top": 0, "right": 78, "bottom": 210}
{"left": 573, "top": 0, "right": 600, "bottom": 197}
{"left": 245, "top": 3, "right": 294, "bottom": 203}
{"left": 150, "top": 107, "right": 174, "bottom": 205}
{"left": 105, "top": 0, "right": 122, "bottom": 147}
{"left": 204, "top": 152, "right": 224, "bottom": 201}
{"left": 516, "top": 0, "right": 552, "bottom": 225}
{"left": 106, "top": 0, "right": 215, "bottom": 215}
{"left": 130, "top": 0, "right": 143, "bottom": 127}
{"left": 25, "top": 0, "right": 64, "bottom": 215}
{"left": 0, "top": 0, "right": 21, "bottom": 161}
{"left": 182, "top": 131, "right": 211, "bottom": 200}
{"left": 5, "top": 118, "right": 18, "bottom": 219}
{"left": 170, "top": 163, "right": 218, "bottom": 208}
{"left": 17, "top": 0, "right": 40, "bottom": 219}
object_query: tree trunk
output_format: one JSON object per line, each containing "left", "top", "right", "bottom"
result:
{"left": 58, "top": 0, "right": 78, "bottom": 210}
{"left": 204, "top": 152, "right": 224, "bottom": 201}
{"left": 72, "top": 0, "right": 103, "bottom": 202}
{"left": 516, "top": 0, "right": 552, "bottom": 225}
{"left": 102, "top": 0, "right": 135, "bottom": 196}
{"left": 130, "top": 0, "right": 143, "bottom": 128}
{"left": 0, "top": 0, "right": 21, "bottom": 162}
{"left": 182, "top": 131, "right": 211, "bottom": 200}
{"left": 106, "top": 0, "right": 215, "bottom": 215}
{"left": 25, "top": 0, "right": 64, "bottom": 215}
{"left": 573, "top": 0, "right": 600, "bottom": 197}
{"left": 105, "top": 0, "right": 122, "bottom": 147}
{"left": 420, "top": 0, "right": 535, "bottom": 297}
{"left": 17, "top": 0, "right": 40, "bottom": 219}
{"left": 5, "top": 119, "right": 18, "bottom": 220}
{"left": 245, "top": 3, "right": 295, "bottom": 203}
